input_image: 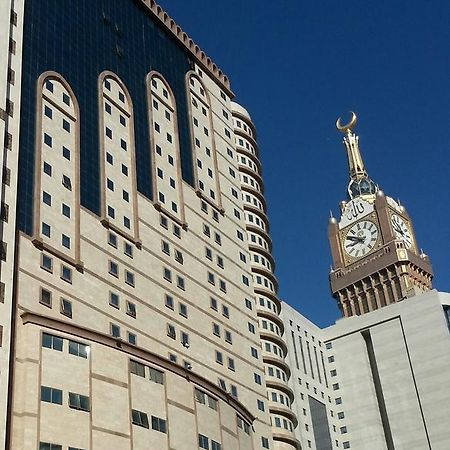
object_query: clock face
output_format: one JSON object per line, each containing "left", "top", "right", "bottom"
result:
{"left": 344, "top": 220, "right": 379, "bottom": 258}
{"left": 391, "top": 214, "right": 413, "bottom": 249}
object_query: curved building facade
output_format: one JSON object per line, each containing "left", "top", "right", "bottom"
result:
{"left": 231, "top": 103, "right": 300, "bottom": 450}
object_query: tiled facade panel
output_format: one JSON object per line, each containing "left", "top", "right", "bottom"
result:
{"left": 187, "top": 73, "right": 222, "bottom": 209}
{"left": 100, "top": 74, "right": 139, "bottom": 241}
{"left": 147, "top": 72, "right": 185, "bottom": 223}
{"left": 35, "top": 75, "right": 80, "bottom": 261}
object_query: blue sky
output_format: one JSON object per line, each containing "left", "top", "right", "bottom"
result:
{"left": 162, "top": 0, "right": 450, "bottom": 327}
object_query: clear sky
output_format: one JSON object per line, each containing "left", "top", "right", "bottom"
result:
{"left": 161, "top": 0, "right": 450, "bottom": 327}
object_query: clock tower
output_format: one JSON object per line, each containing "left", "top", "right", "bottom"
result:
{"left": 328, "top": 113, "right": 433, "bottom": 318}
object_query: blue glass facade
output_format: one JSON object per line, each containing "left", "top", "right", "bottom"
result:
{"left": 18, "top": 0, "right": 194, "bottom": 235}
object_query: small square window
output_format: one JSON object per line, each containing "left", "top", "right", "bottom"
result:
{"left": 124, "top": 242, "right": 133, "bottom": 257}
{"left": 44, "top": 133, "right": 52, "bottom": 147}
{"left": 165, "top": 294, "right": 174, "bottom": 309}
{"left": 44, "top": 105, "right": 52, "bottom": 119}
{"left": 40, "top": 288, "right": 52, "bottom": 307}
{"left": 62, "top": 234, "right": 71, "bottom": 249}
{"left": 109, "top": 292, "right": 120, "bottom": 308}
{"left": 125, "top": 270, "right": 135, "bottom": 287}
{"left": 109, "top": 261, "right": 119, "bottom": 277}
{"left": 42, "top": 191, "right": 51, "bottom": 206}
{"left": 41, "top": 254, "right": 53, "bottom": 272}
{"left": 111, "top": 323, "right": 121, "bottom": 338}
{"left": 126, "top": 301, "right": 136, "bottom": 318}
{"left": 108, "top": 232, "right": 118, "bottom": 248}
{"left": 62, "top": 175, "right": 72, "bottom": 191}
{"left": 43, "top": 162, "right": 52, "bottom": 176}
{"left": 61, "top": 203, "right": 70, "bottom": 219}
{"left": 62, "top": 93, "right": 70, "bottom": 106}
{"left": 42, "top": 222, "right": 51, "bottom": 237}
{"left": 61, "top": 265, "right": 72, "bottom": 283}
{"left": 128, "top": 332, "right": 137, "bottom": 345}
{"left": 60, "top": 298, "right": 72, "bottom": 318}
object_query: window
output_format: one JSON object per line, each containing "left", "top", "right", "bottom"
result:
{"left": 176, "top": 276, "right": 185, "bottom": 290}
{"left": 42, "top": 333, "right": 63, "bottom": 351}
{"left": 245, "top": 298, "right": 252, "bottom": 309}
{"left": 179, "top": 303, "right": 188, "bottom": 318}
{"left": 109, "top": 261, "right": 118, "bottom": 277}
{"left": 60, "top": 298, "right": 72, "bottom": 318}
{"left": 251, "top": 347, "right": 258, "bottom": 358}
{"left": 199, "top": 434, "right": 209, "bottom": 449}
{"left": 120, "top": 139, "right": 127, "bottom": 151}
{"left": 211, "top": 441, "right": 221, "bottom": 450}
{"left": 328, "top": 355, "right": 335, "bottom": 363}
{"left": 40, "top": 443, "right": 62, "bottom": 450}
{"left": 254, "top": 373, "right": 262, "bottom": 385}
{"left": 262, "top": 437, "right": 270, "bottom": 449}
{"left": 62, "top": 175, "right": 72, "bottom": 191}
{"left": 62, "top": 234, "right": 71, "bottom": 249}
{"left": 62, "top": 146, "right": 71, "bottom": 160}
{"left": 43, "top": 162, "right": 52, "bottom": 176}
{"left": 227, "top": 357, "right": 235, "bottom": 371}
{"left": 128, "top": 332, "right": 137, "bottom": 345}
{"left": 217, "top": 256, "right": 224, "bottom": 269}
{"left": 61, "top": 265, "right": 72, "bottom": 283}
{"left": 165, "top": 294, "right": 174, "bottom": 309}
{"left": 41, "top": 386, "right": 62, "bottom": 405}
{"left": 106, "top": 152, "right": 113, "bottom": 164}
{"left": 126, "top": 301, "right": 136, "bottom": 318}
{"left": 210, "top": 297, "right": 218, "bottom": 311}
{"left": 151, "top": 416, "right": 167, "bottom": 433}
{"left": 208, "top": 272, "right": 215, "bottom": 285}
{"left": 66, "top": 339, "right": 87, "bottom": 360}
{"left": 173, "top": 225, "right": 181, "bottom": 238}
{"left": 44, "top": 133, "right": 52, "bottom": 147}
{"left": 149, "top": 367, "right": 164, "bottom": 384}
{"left": 225, "top": 330, "right": 232, "bottom": 344}
{"left": 181, "top": 332, "right": 189, "bottom": 346}
{"left": 63, "top": 93, "right": 70, "bottom": 106}
{"left": 343, "top": 442, "right": 351, "bottom": 449}
{"left": 62, "top": 203, "right": 71, "bottom": 218}
{"left": 175, "top": 250, "right": 183, "bottom": 264}
{"left": 130, "top": 360, "right": 145, "bottom": 377}
{"left": 121, "top": 164, "right": 128, "bottom": 176}
{"left": 42, "top": 222, "right": 51, "bottom": 237}
{"left": 42, "top": 191, "right": 51, "bottom": 206}
{"left": 222, "top": 305, "right": 229, "bottom": 318}
{"left": 161, "top": 240, "right": 170, "bottom": 255}
{"left": 107, "top": 178, "right": 114, "bottom": 191}
{"left": 62, "top": 119, "right": 70, "bottom": 132}
{"left": 333, "top": 383, "right": 340, "bottom": 391}
{"left": 109, "top": 292, "right": 119, "bottom": 308}
{"left": 212, "top": 323, "right": 220, "bottom": 337}
{"left": 124, "top": 216, "right": 130, "bottom": 229}
{"left": 124, "top": 242, "right": 133, "bottom": 257}
{"left": 41, "top": 254, "right": 53, "bottom": 272}
{"left": 125, "top": 270, "right": 135, "bottom": 287}
{"left": 107, "top": 206, "right": 115, "bottom": 218}
{"left": 248, "top": 322, "right": 255, "bottom": 334}
{"left": 40, "top": 288, "right": 52, "bottom": 307}
{"left": 167, "top": 324, "right": 176, "bottom": 339}
{"left": 338, "top": 411, "right": 345, "bottom": 419}
{"left": 111, "top": 323, "right": 121, "bottom": 338}
{"left": 132, "top": 409, "right": 149, "bottom": 428}
{"left": 215, "top": 351, "right": 223, "bottom": 365}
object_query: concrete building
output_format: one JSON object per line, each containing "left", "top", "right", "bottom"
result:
{"left": 0, "top": 0, "right": 299, "bottom": 449}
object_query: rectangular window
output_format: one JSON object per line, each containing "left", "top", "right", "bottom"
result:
{"left": 128, "top": 332, "right": 137, "bottom": 345}
{"left": 111, "top": 323, "right": 121, "bottom": 338}
{"left": 151, "top": 416, "right": 167, "bottom": 433}
{"left": 40, "top": 288, "right": 52, "bottom": 307}
{"left": 41, "top": 386, "right": 62, "bottom": 405}
{"left": 126, "top": 301, "right": 136, "bottom": 318}
{"left": 60, "top": 298, "right": 72, "bottom": 318}
{"left": 125, "top": 270, "right": 135, "bottom": 287}
{"left": 41, "top": 254, "right": 53, "bottom": 272}
{"left": 109, "top": 261, "right": 118, "bottom": 277}
{"left": 174, "top": 250, "right": 183, "bottom": 264}
{"left": 211, "top": 441, "right": 221, "bottom": 450}
{"left": 42, "top": 222, "right": 51, "bottom": 237}
{"left": 222, "top": 305, "right": 229, "bottom": 318}
{"left": 62, "top": 203, "right": 71, "bottom": 218}
{"left": 61, "top": 265, "right": 72, "bottom": 283}
{"left": 165, "top": 294, "right": 174, "bottom": 309}
{"left": 131, "top": 409, "right": 149, "bottom": 428}
{"left": 210, "top": 297, "right": 218, "bottom": 311}
{"left": 199, "top": 434, "right": 209, "bottom": 449}
{"left": 124, "top": 242, "right": 133, "bottom": 257}
{"left": 177, "top": 276, "right": 185, "bottom": 290}
{"left": 68, "top": 340, "right": 88, "bottom": 358}
{"left": 167, "top": 324, "right": 176, "bottom": 339}
{"left": 42, "top": 333, "right": 63, "bottom": 351}
{"left": 179, "top": 303, "right": 188, "bottom": 318}
{"left": 130, "top": 360, "right": 145, "bottom": 377}
{"left": 215, "top": 351, "right": 223, "bottom": 365}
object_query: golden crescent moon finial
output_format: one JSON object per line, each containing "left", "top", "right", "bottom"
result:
{"left": 336, "top": 111, "right": 357, "bottom": 133}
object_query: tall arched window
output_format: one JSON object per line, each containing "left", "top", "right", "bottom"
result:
{"left": 33, "top": 72, "right": 81, "bottom": 266}
{"left": 98, "top": 72, "right": 139, "bottom": 244}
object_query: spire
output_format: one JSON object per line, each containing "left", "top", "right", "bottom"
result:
{"left": 336, "top": 112, "right": 377, "bottom": 199}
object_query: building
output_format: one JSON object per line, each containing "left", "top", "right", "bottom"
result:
{"left": 281, "top": 114, "right": 450, "bottom": 450}
{"left": 0, "top": 0, "right": 300, "bottom": 449}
